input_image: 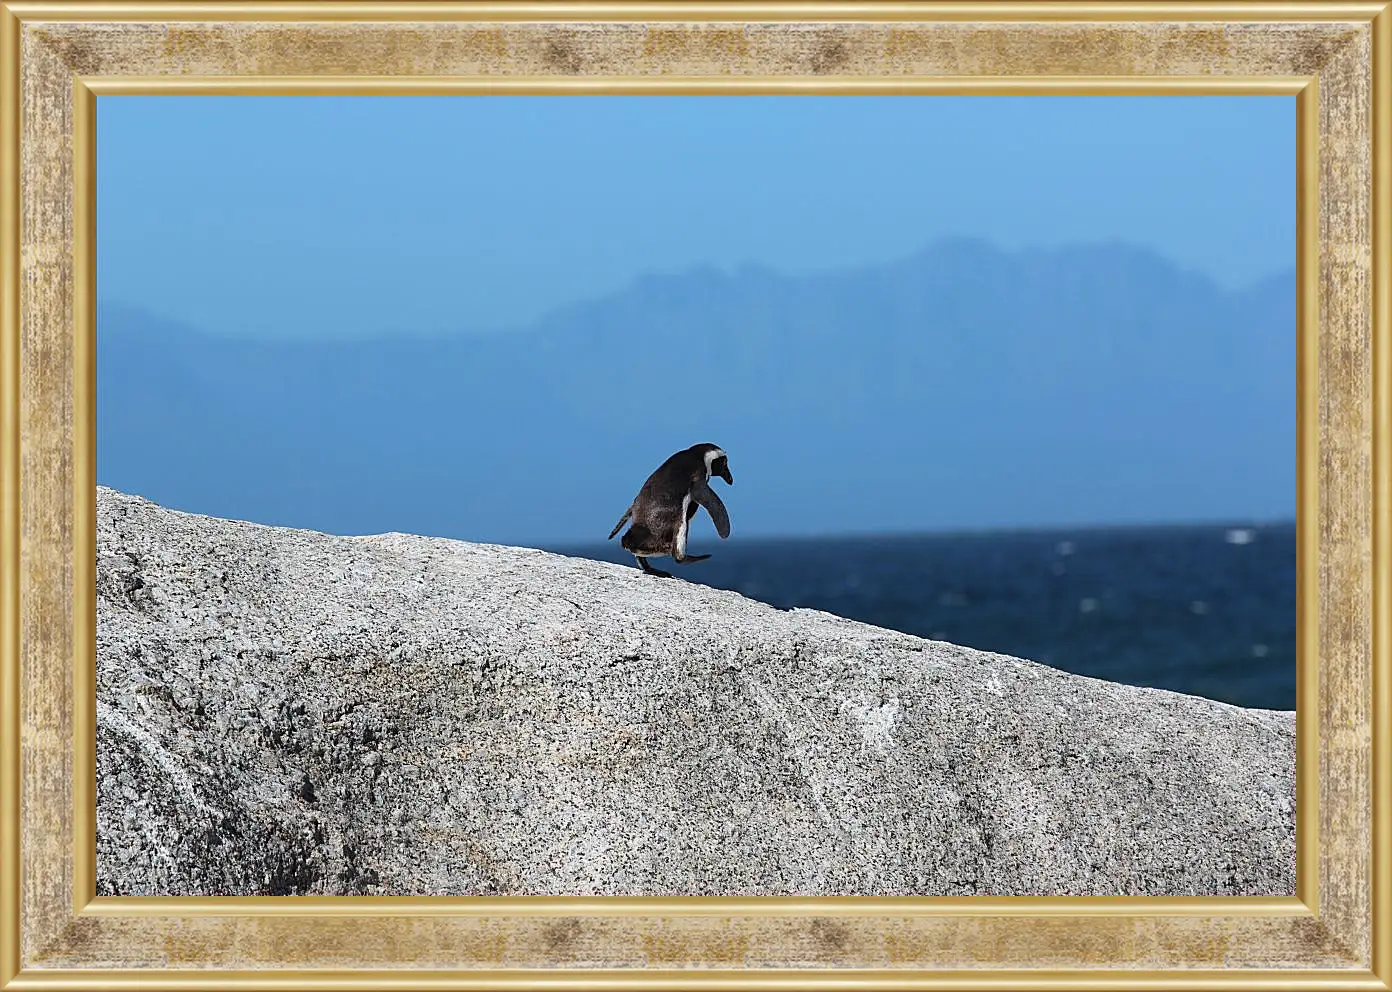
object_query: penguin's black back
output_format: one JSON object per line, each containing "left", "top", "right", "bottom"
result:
{"left": 624, "top": 444, "right": 716, "bottom": 550}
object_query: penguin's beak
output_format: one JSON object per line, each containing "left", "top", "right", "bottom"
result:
{"left": 719, "top": 465, "right": 733, "bottom": 485}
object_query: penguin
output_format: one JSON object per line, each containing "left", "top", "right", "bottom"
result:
{"left": 608, "top": 443, "right": 733, "bottom": 578}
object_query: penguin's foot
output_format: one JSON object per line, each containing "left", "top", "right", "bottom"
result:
{"left": 673, "top": 554, "right": 710, "bottom": 566}
{"left": 637, "top": 557, "right": 673, "bottom": 579}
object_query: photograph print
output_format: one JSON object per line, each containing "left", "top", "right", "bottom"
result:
{"left": 95, "top": 94, "right": 1295, "bottom": 897}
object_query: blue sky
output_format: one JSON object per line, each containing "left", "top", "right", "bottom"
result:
{"left": 97, "top": 95, "right": 1294, "bottom": 341}
{"left": 95, "top": 95, "right": 1295, "bottom": 538}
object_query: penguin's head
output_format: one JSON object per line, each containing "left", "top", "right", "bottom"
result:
{"left": 697, "top": 444, "right": 733, "bottom": 485}
{"left": 712, "top": 454, "right": 733, "bottom": 485}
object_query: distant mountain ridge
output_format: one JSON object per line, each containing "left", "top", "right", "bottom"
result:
{"left": 97, "top": 238, "right": 1294, "bottom": 545}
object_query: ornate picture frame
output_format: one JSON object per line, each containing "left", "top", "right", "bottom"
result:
{"left": 1, "top": 1, "right": 1387, "bottom": 987}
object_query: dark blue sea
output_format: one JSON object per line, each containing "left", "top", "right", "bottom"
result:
{"left": 549, "top": 522, "right": 1296, "bottom": 712}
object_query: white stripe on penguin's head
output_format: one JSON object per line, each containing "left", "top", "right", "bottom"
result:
{"left": 702, "top": 447, "right": 726, "bottom": 480}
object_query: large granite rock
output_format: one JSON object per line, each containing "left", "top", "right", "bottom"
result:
{"left": 95, "top": 486, "right": 1295, "bottom": 897}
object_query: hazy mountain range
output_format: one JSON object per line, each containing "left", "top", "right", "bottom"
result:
{"left": 97, "top": 237, "right": 1294, "bottom": 546}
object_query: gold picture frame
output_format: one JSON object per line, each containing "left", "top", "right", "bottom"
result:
{"left": 1, "top": 0, "right": 1387, "bottom": 987}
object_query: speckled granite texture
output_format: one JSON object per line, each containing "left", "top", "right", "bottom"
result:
{"left": 94, "top": 486, "right": 1295, "bottom": 897}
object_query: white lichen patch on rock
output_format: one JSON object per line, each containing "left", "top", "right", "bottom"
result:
{"left": 95, "top": 486, "right": 1295, "bottom": 897}
{"left": 840, "top": 695, "right": 902, "bottom": 753}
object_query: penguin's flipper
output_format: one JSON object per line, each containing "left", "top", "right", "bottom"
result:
{"left": 692, "top": 479, "right": 731, "bottom": 539}
{"left": 607, "top": 506, "right": 633, "bottom": 540}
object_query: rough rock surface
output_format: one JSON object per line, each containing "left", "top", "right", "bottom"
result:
{"left": 95, "top": 486, "right": 1295, "bottom": 897}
